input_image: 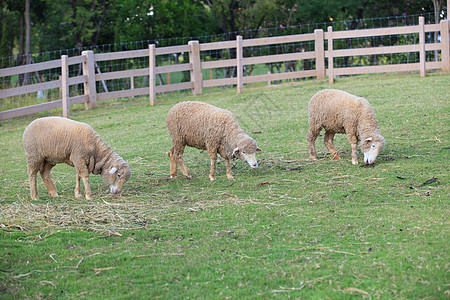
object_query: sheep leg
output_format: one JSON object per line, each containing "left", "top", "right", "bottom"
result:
{"left": 224, "top": 159, "right": 233, "bottom": 179}
{"left": 80, "top": 173, "right": 93, "bottom": 200}
{"left": 324, "top": 131, "right": 340, "bottom": 160}
{"left": 40, "top": 161, "right": 58, "bottom": 197}
{"left": 28, "top": 170, "right": 39, "bottom": 201}
{"left": 208, "top": 150, "right": 218, "bottom": 181}
{"left": 29, "top": 172, "right": 39, "bottom": 200}
{"left": 168, "top": 147, "right": 177, "bottom": 178}
{"left": 173, "top": 146, "right": 191, "bottom": 179}
{"left": 74, "top": 162, "right": 93, "bottom": 200}
{"left": 347, "top": 134, "right": 359, "bottom": 165}
{"left": 351, "top": 143, "right": 358, "bottom": 165}
{"left": 306, "top": 127, "right": 320, "bottom": 160}
{"left": 75, "top": 173, "right": 83, "bottom": 198}
{"left": 27, "top": 159, "right": 41, "bottom": 200}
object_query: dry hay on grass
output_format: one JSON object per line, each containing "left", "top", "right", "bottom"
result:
{"left": 0, "top": 194, "right": 202, "bottom": 235}
{"left": 0, "top": 187, "right": 300, "bottom": 236}
{"left": 1, "top": 199, "right": 151, "bottom": 235}
{"left": 0, "top": 192, "right": 260, "bottom": 235}
{"left": 1, "top": 158, "right": 315, "bottom": 236}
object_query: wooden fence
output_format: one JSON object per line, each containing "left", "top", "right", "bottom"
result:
{"left": 1, "top": 16, "right": 449, "bottom": 121}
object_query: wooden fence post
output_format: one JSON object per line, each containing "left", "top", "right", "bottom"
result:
{"left": 419, "top": 16, "right": 426, "bottom": 77}
{"left": 149, "top": 44, "right": 156, "bottom": 105}
{"left": 189, "top": 40, "right": 202, "bottom": 95}
{"left": 61, "top": 55, "right": 69, "bottom": 118}
{"left": 236, "top": 35, "right": 244, "bottom": 94}
{"left": 315, "top": 29, "right": 325, "bottom": 80}
{"left": 327, "top": 26, "right": 334, "bottom": 84}
{"left": 441, "top": 19, "right": 450, "bottom": 73}
{"left": 82, "top": 50, "right": 97, "bottom": 109}
{"left": 130, "top": 75, "right": 134, "bottom": 98}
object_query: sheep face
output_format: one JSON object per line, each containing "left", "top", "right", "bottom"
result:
{"left": 361, "top": 135, "right": 385, "bottom": 164}
{"left": 101, "top": 164, "right": 131, "bottom": 194}
{"left": 232, "top": 140, "right": 262, "bottom": 169}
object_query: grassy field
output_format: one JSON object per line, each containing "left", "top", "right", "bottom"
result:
{"left": 0, "top": 74, "right": 449, "bottom": 299}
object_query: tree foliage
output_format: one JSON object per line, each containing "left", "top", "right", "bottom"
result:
{"left": 112, "top": 0, "right": 218, "bottom": 43}
{"left": 206, "top": 0, "right": 277, "bottom": 38}
{"left": 265, "top": 0, "right": 439, "bottom": 28}
{"left": 40, "top": 0, "right": 111, "bottom": 50}
{"left": 0, "top": 0, "right": 445, "bottom": 59}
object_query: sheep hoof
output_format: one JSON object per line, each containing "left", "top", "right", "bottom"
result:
{"left": 333, "top": 155, "right": 340, "bottom": 160}
{"left": 169, "top": 175, "right": 177, "bottom": 179}
{"left": 226, "top": 174, "right": 234, "bottom": 179}
{"left": 49, "top": 192, "right": 58, "bottom": 197}
{"left": 352, "top": 161, "right": 358, "bottom": 165}
{"left": 209, "top": 176, "right": 216, "bottom": 181}
{"left": 85, "top": 195, "right": 94, "bottom": 201}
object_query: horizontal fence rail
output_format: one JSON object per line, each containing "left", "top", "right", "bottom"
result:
{"left": 1, "top": 16, "right": 449, "bottom": 121}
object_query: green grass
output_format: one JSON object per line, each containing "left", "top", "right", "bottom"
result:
{"left": 1, "top": 74, "right": 449, "bottom": 299}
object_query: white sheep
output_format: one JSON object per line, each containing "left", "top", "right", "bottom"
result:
{"left": 307, "top": 89, "right": 385, "bottom": 165}
{"left": 22, "top": 116, "right": 131, "bottom": 200}
{"left": 166, "top": 101, "right": 262, "bottom": 180}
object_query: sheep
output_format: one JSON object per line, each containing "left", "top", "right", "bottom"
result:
{"left": 166, "top": 101, "right": 262, "bottom": 180}
{"left": 22, "top": 116, "right": 131, "bottom": 200}
{"left": 306, "top": 89, "right": 385, "bottom": 165}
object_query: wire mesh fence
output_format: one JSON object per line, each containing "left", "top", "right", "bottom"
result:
{"left": 0, "top": 12, "right": 444, "bottom": 126}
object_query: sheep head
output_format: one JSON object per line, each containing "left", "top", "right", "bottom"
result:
{"left": 361, "top": 134, "right": 385, "bottom": 164}
{"left": 232, "top": 138, "right": 262, "bottom": 169}
{"left": 101, "top": 162, "right": 131, "bottom": 194}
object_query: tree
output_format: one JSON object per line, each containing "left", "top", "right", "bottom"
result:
{"left": 431, "top": 0, "right": 445, "bottom": 23}
{"left": 39, "top": 0, "right": 111, "bottom": 51}
{"left": 0, "top": 1, "right": 17, "bottom": 58}
{"left": 0, "top": 0, "right": 444, "bottom": 59}
{"left": 25, "top": 0, "right": 31, "bottom": 63}
{"left": 66, "top": 0, "right": 110, "bottom": 48}
{"left": 0, "top": 20, "right": 11, "bottom": 60}
{"left": 0, "top": 0, "right": 46, "bottom": 58}
{"left": 111, "top": 0, "right": 217, "bottom": 44}
{"left": 264, "top": 0, "right": 441, "bottom": 28}
{"left": 205, "top": 0, "right": 277, "bottom": 38}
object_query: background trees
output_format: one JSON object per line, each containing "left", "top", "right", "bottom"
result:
{"left": 111, "top": 0, "right": 218, "bottom": 43}
{"left": 0, "top": 0, "right": 446, "bottom": 59}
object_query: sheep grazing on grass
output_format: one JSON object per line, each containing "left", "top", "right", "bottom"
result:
{"left": 307, "top": 89, "right": 385, "bottom": 165}
{"left": 166, "top": 101, "right": 262, "bottom": 180}
{"left": 23, "top": 117, "right": 131, "bottom": 200}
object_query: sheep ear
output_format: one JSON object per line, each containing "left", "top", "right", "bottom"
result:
{"left": 232, "top": 147, "right": 240, "bottom": 156}
{"left": 364, "top": 137, "right": 373, "bottom": 142}
{"left": 109, "top": 167, "right": 118, "bottom": 175}
{"left": 256, "top": 147, "right": 262, "bottom": 152}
